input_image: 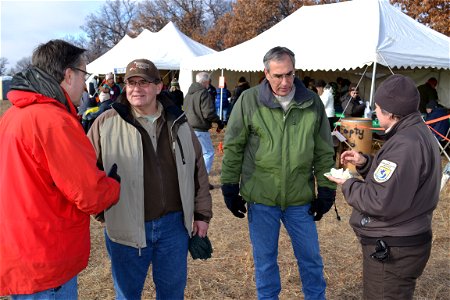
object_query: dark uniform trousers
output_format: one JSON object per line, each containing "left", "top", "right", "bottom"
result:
{"left": 361, "top": 241, "right": 432, "bottom": 300}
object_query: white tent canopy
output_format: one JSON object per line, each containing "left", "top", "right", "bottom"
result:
{"left": 179, "top": 0, "right": 450, "bottom": 102}
{"left": 87, "top": 21, "right": 216, "bottom": 74}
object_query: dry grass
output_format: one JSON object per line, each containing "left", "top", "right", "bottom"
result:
{"left": 0, "top": 100, "right": 448, "bottom": 300}
{"left": 78, "top": 129, "right": 449, "bottom": 300}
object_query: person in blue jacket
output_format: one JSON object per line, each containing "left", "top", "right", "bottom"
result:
{"left": 215, "top": 82, "right": 231, "bottom": 123}
{"left": 425, "top": 99, "right": 449, "bottom": 144}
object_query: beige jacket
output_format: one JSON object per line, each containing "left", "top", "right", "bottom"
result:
{"left": 87, "top": 97, "right": 212, "bottom": 249}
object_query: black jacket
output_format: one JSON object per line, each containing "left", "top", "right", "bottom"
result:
{"left": 341, "top": 94, "right": 365, "bottom": 117}
{"left": 184, "top": 82, "right": 221, "bottom": 132}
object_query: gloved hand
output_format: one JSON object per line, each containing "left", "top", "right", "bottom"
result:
{"left": 216, "top": 120, "right": 225, "bottom": 133}
{"left": 94, "top": 212, "right": 105, "bottom": 223}
{"left": 308, "top": 187, "right": 336, "bottom": 221}
{"left": 189, "top": 235, "right": 213, "bottom": 260}
{"left": 221, "top": 183, "right": 247, "bottom": 218}
{"left": 108, "top": 163, "right": 121, "bottom": 183}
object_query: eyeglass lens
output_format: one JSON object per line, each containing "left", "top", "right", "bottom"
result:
{"left": 272, "top": 71, "right": 294, "bottom": 81}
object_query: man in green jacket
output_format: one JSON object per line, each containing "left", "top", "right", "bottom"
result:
{"left": 221, "top": 46, "right": 336, "bottom": 300}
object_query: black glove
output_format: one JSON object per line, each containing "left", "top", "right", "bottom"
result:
{"left": 221, "top": 183, "right": 247, "bottom": 218}
{"left": 308, "top": 187, "right": 336, "bottom": 221}
{"left": 188, "top": 235, "right": 213, "bottom": 260}
{"left": 108, "top": 163, "right": 121, "bottom": 183}
{"left": 94, "top": 212, "right": 105, "bottom": 223}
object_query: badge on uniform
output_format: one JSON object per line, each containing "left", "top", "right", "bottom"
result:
{"left": 373, "top": 159, "right": 397, "bottom": 183}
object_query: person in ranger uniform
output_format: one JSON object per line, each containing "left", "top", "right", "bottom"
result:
{"left": 327, "top": 74, "right": 440, "bottom": 300}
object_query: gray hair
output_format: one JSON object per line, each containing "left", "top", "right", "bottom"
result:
{"left": 380, "top": 107, "right": 402, "bottom": 120}
{"left": 196, "top": 72, "right": 210, "bottom": 84}
{"left": 263, "top": 46, "right": 295, "bottom": 72}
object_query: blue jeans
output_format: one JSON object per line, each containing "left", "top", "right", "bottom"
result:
{"left": 105, "top": 211, "right": 189, "bottom": 300}
{"left": 11, "top": 276, "right": 77, "bottom": 300}
{"left": 248, "top": 203, "right": 326, "bottom": 300}
{"left": 216, "top": 107, "right": 228, "bottom": 122}
{"left": 194, "top": 131, "right": 214, "bottom": 174}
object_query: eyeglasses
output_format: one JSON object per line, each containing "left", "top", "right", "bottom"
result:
{"left": 126, "top": 80, "right": 153, "bottom": 88}
{"left": 268, "top": 71, "right": 295, "bottom": 83}
{"left": 71, "top": 67, "right": 92, "bottom": 80}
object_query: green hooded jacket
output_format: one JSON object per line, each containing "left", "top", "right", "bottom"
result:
{"left": 221, "top": 78, "right": 336, "bottom": 209}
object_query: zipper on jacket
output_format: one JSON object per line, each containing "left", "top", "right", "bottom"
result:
{"left": 169, "top": 115, "right": 187, "bottom": 165}
{"left": 281, "top": 110, "right": 288, "bottom": 208}
{"left": 176, "top": 137, "right": 186, "bottom": 165}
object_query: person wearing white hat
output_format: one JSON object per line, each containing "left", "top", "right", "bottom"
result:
{"left": 99, "top": 72, "right": 122, "bottom": 102}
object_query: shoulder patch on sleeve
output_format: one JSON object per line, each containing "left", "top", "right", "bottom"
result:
{"left": 373, "top": 159, "right": 397, "bottom": 183}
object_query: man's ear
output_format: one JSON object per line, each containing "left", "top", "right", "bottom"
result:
{"left": 156, "top": 82, "right": 163, "bottom": 95}
{"left": 63, "top": 68, "right": 73, "bottom": 85}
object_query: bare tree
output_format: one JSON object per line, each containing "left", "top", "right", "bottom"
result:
{"left": 81, "top": 0, "right": 137, "bottom": 61}
{"left": 133, "top": 0, "right": 205, "bottom": 36}
{"left": 62, "top": 35, "right": 88, "bottom": 49}
{"left": 203, "top": 0, "right": 233, "bottom": 28}
{"left": 0, "top": 58, "right": 9, "bottom": 76}
{"left": 12, "top": 57, "right": 32, "bottom": 74}
{"left": 132, "top": 0, "right": 231, "bottom": 44}
{"left": 210, "top": 0, "right": 311, "bottom": 49}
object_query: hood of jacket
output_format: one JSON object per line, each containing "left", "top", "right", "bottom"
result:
{"left": 8, "top": 67, "right": 72, "bottom": 112}
{"left": 187, "top": 82, "right": 206, "bottom": 95}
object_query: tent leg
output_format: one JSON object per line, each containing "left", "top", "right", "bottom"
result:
{"left": 219, "top": 69, "right": 224, "bottom": 121}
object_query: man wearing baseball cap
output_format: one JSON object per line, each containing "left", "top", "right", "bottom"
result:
{"left": 87, "top": 59, "right": 213, "bottom": 299}
{"left": 326, "top": 74, "right": 440, "bottom": 299}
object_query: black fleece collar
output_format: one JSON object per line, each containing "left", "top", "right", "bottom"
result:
{"left": 10, "top": 67, "right": 70, "bottom": 112}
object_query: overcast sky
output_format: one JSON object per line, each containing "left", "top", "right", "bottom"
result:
{"left": 1, "top": 0, "right": 106, "bottom": 69}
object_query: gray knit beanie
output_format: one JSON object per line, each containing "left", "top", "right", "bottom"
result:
{"left": 374, "top": 74, "right": 419, "bottom": 116}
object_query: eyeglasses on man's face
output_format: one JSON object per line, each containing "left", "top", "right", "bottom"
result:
{"left": 125, "top": 79, "right": 154, "bottom": 88}
{"left": 268, "top": 71, "right": 295, "bottom": 83}
{"left": 71, "top": 67, "right": 92, "bottom": 81}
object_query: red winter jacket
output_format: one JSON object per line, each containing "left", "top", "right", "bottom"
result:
{"left": 0, "top": 90, "right": 120, "bottom": 295}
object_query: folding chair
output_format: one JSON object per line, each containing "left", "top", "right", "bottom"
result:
{"left": 439, "top": 127, "right": 450, "bottom": 155}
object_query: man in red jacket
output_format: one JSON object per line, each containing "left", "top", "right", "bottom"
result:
{"left": 0, "top": 40, "right": 121, "bottom": 299}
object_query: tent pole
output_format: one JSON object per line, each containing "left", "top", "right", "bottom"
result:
{"left": 369, "top": 62, "right": 377, "bottom": 109}
{"left": 219, "top": 69, "right": 224, "bottom": 121}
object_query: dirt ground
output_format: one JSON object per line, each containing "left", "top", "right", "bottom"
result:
{"left": 0, "top": 101, "right": 448, "bottom": 299}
